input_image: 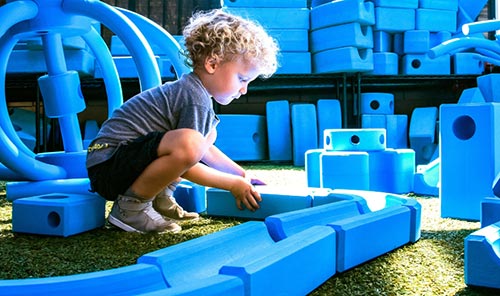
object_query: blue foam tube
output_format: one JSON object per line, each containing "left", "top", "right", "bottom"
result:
{"left": 429, "top": 37, "right": 500, "bottom": 58}
{"left": 462, "top": 19, "right": 500, "bottom": 35}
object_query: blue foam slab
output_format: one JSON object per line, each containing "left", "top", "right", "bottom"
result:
{"left": 409, "top": 107, "right": 438, "bottom": 165}
{"left": 481, "top": 197, "right": 500, "bottom": 228}
{"left": 222, "top": 7, "right": 310, "bottom": 29}
{"left": 266, "top": 100, "right": 292, "bottom": 161}
{"left": 291, "top": 103, "right": 318, "bottom": 166}
{"left": 361, "top": 92, "right": 394, "bottom": 115}
{"left": 440, "top": 103, "right": 500, "bottom": 220}
{"left": 464, "top": 222, "right": 500, "bottom": 289}
{"left": 362, "top": 114, "right": 408, "bottom": 148}
{"left": 310, "top": 23, "right": 373, "bottom": 54}
{"left": 305, "top": 149, "right": 325, "bottom": 188}
{"left": 221, "top": 0, "right": 307, "bottom": 8}
{"left": 477, "top": 74, "right": 500, "bottom": 102}
{"left": 373, "top": 30, "right": 393, "bottom": 53}
{"left": 34, "top": 151, "right": 87, "bottom": 179}
{"left": 416, "top": 8, "right": 457, "bottom": 32}
{"left": 401, "top": 54, "right": 450, "bottom": 75}
{"left": 0, "top": 263, "right": 168, "bottom": 296}
{"left": 220, "top": 226, "right": 336, "bottom": 295}
{"left": 403, "top": 30, "right": 430, "bottom": 54}
{"left": 320, "top": 151, "right": 370, "bottom": 190}
{"left": 310, "top": 0, "right": 375, "bottom": 30}
{"left": 206, "top": 186, "right": 313, "bottom": 219}
{"left": 12, "top": 193, "right": 105, "bottom": 237}
{"left": 368, "top": 149, "right": 416, "bottom": 194}
{"left": 374, "top": 7, "right": 416, "bottom": 32}
{"left": 324, "top": 128, "right": 387, "bottom": 151}
{"left": 373, "top": 0, "right": 418, "bottom": 8}
{"left": 413, "top": 158, "right": 440, "bottom": 196}
{"left": 312, "top": 47, "right": 374, "bottom": 74}
{"left": 317, "top": 99, "right": 342, "bottom": 148}
{"left": 276, "top": 52, "right": 311, "bottom": 74}
{"left": 368, "top": 52, "right": 399, "bottom": 75}
{"left": 268, "top": 29, "right": 309, "bottom": 52}
{"left": 419, "top": 0, "right": 458, "bottom": 11}
{"left": 214, "top": 114, "right": 268, "bottom": 161}
{"left": 458, "top": 87, "right": 486, "bottom": 104}
{"left": 7, "top": 49, "right": 95, "bottom": 75}
{"left": 173, "top": 180, "right": 207, "bottom": 213}
{"left": 453, "top": 53, "right": 485, "bottom": 75}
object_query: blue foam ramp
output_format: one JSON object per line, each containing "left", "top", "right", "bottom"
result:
{"left": 320, "top": 151, "right": 370, "bottom": 190}
{"left": 481, "top": 197, "right": 500, "bottom": 228}
{"left": 214, "top": 114, "right": 268, "bottom": 161}
{"left": 413, "top": 158, "right": 440, "bottom": 196}
{"left": 419, "top": 0, "right": 458, "bottom": 11}
{"left": 7, "top": 49, "right": 95, "bottom": 75}
{"left": 440, "top": 103, "right": 500, "bottom": 220}
{"left": 401, "top": 54, "right": 450, "bottom": 75}
{"left": 458, "top": 87, "right": 485, "bottom": 104}
{"left": 291, "top": 104, "right": 318, "bottom": 166}
{"left": 317, "top": 99, "right": 342, "bottom": 148}
{"left": 375, "top": 7, "right": 415, "bottom": 32}
{"left": 6, "top": 178, "right": 92, "bottom": 201}
{"left": 477, "top": 74, "right": 500, "bottom": 102}
{"left": 206, "top": 186, "right": 313, "bottom": 219}
{"left": 276, "top": 52, "right": 311, "bottom": 74}
{"left": 453, "top": 53, "right": 485, "bottom": 75}
{"left": 310, "top": 23, "right": 373, "bottom": 54}
{"left": 360, "top": 93, "right": 394, "bottom": 115}
{"left": 368, "top": 149, "right": 416, "bottom": 194}
{"left": 464, "top": 222, "right": 500, "bottom": 289}
{"left": 221, "top": 0, "right": 307, "bottom": 8}
{"left": 368, "top": 52, "right": 399, "bottom": 75}
{"left": 312, "top": 47, "right": 374, "bottom": 74}
{"left": 416, "top": 8, "right": 457, "bottom": 32}
{"left": 12, "top": 193, "right": 105, "bottom": 237}
{"left": 323, "top": 128, "right": 387, "bottom": 151}
{"left": 173, "top": 180, "right": 207, "bottom": 213}
{"left": 0, "top": 263, "right": 168, "bottom": 296}
{"left": 268, "top": 29, "right": 309, "bottom": 52}
{"left": 222, "top": 7, "right": 310, "bottom": 29}
{"left": 409, "top": 107, "right": 438, "bottom": 165}
{"left": 220, "top": 226, "right": 336, "bottom": 295}
{"left": 310, "top": 0, "right": 375, "bottom": 30}
{"left": 266, "top": 100, "right": 292, "bottom": 161}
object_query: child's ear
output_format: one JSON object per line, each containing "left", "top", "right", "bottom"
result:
{"left": 204, "top": 56, "right": 219, "bottom": 74}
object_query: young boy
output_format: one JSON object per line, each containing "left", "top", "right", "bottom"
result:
{"left": 86, "top": 9, "right": 279, "bottom": 233}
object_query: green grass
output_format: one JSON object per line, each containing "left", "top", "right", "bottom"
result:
{"left": 0, "top": 165, "right": 498, "bottom": 295}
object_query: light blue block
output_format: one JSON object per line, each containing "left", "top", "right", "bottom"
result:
{"left": 223, "top": 7, "right": 310, "bottom": 29}
{"left": 214, "top": 114, "right": 268, "bottom": 161}
{"left": 7, "top": 49, "right": 95, "bottom": 75}
{"left": 404, "top": 30, "right": 430, "bottom": 53}
{"left": 361, "top": 92, "right": 394, "bottom": 115}
{"left": 312, "top": 47, "right": 374, "bottom": 74}
{"left": 206, "top": 186, "right": 313, "bottom": 219}
{"left": 291, "top": 104, "right": 318, "bottom": 166}
{"left": 453, "top": 53, "right": 485, "bottom": 75}
{"left": 481, "top": 197, "right": 500, "bottom": 228}
{"left": 310, "top": 23, "right": 373, "bottom": 54}
{"left": 266, "top": 100, "right": 292, "bottom": 161}
{"left": 464, "top": 222, "right": 500, "bottom": 289}
{"left": 373, "top": 30, "right": 393, "bottom": 53}
{"left": 220, "top": 226, "right": 336, "bottom": 296}
{"left": 0, "top": 264, "right": 169, "bottom": 296}
{"left": 401, "top": 54, "right": 450, "bottom": 75}
{"left": 268, "top": 29, "right": 309, "bottom": 52}
{"left": 221, "top": 0, "right": 307, "bottom": 8}
{"left": 277, "top": 52, "right": 311, "bottom": 74}
{"left": 458, "top": 88, "right": 485, "bottom": 104}
{"left": 35, "top": 151, "right": 88, "bottom": 179}
{"left": 320, "top": 151, "right": 370, "bottom": 190}
{"left": 317, "top": 99, "right": 342, "bottom": 148}
{"left": 12, "top": 193, "right": 105, "bottom": 237}
{"left": 324, "top": 128, "right": 387, "bottom": 151}
{"left": 419, "top": 0, "right": 458, "bottom": 11}
{"left": 369, "top": 149, "right": 416, "bottom": 194}
{"left": 416, "top": 8, "right": 457, "bottom": 32}
{"left": 409, "top": 107, "right": 438, "bottom": 165}
{"left": 368, "top": 52, "right": 399, "bottom": 75}
{"left": 440, "top": 103, "right": 500, "bottom": 220}
{"left": 173, "top": 180, "right": 206, "bottom": 213}
{"left": 373, "top": 0, "right": 418, "bottom": 8}
{"left": 413, "top": 158, "right": 440, "bottom": 196}
{"left": 375, "top": 7, "right": 416, "bottom": 32}
{"left": 310, "top": 0, "right": 375, "bottom": 30}
{"left": 477, "top": 74, "right": 500, "bottom": 102}
{"left": 306, "top": 149, "right": 324, "bottom": 188}
{"left": 362, "top": 114, "right": 408, "bottom": 148}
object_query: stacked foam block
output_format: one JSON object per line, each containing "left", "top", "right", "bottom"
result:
{"left": 221, "top": 0, "right": 311, "bottom": 74}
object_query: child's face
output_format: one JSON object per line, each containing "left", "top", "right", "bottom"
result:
{"left": 202, "top": 58, "right": 260, "bottom": 105}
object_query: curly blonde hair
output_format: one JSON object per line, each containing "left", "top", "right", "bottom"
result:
{"left": 182, "top": 9, "right": 279, "bottom": 78}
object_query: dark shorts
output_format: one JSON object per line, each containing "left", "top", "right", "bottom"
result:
{"left": 87, "top": 131, "right": 165, "bottom": 201}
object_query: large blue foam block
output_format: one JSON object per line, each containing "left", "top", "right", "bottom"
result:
{"left": 312, "top": 47, "right": 374, "bottom": 74}
{"left": 317, "top": 99, "right": 342, "bottom": 148}
{"left": 362, "top": 114, "right": 408, "bottom": 148}
{"left": 401, "top": 54, "right": 450, "bottom": 75}
{"left": 310, "top": 23, "right": 373, "bottom": 54}
{"left": 477, "top": 74, "right": 500, "bottom": 102}
{"left": 277, "top": 52, "right": 311, "bottom": 74}
{"left": 375, "top": 7, "right": 416, "bottom": 32}
{"left": 266, "top": 100, "right": 292, "bottom": 161}
{"left": 291, "top": 103, "right": 318, "bottom": 166}
{"left": 323, "top": 128, "right": 387, "bottom": 151}
{"left": 310, "top": 0, "right": 375, "bottom": 30}
{"left": 173, "top": 180, "right": 207, "bottom": 213}
{"left": 360, "top": 93, "right": 394, "bottom": 115}
{"left": 368, "top": 149, "right": 416, "bottom": 194}
{"left": 409, "top": 107, "right": 438, "bottom": 165}
{"left": 320, "top": 151, "right": 370, "bottom": 190}
{"left": 416, "top": 8, "right": 457, "bottom": 32}
{"left": 223, "top": 7, "right": 310, "bottom": 29}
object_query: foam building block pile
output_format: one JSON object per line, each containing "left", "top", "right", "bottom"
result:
{"left": 305, "top": 128, "right": 415, "bottom": 194}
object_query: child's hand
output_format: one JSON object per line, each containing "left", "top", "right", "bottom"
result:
{"left": 230, "top": 177, "right": 262, "bottom": 211}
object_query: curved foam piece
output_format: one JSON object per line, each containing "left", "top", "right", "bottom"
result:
{"left": 429, "top": 37, "right": 500, "bottom": 58}
{"left": 462, "top": 19, "right": 500, "bottom": 36}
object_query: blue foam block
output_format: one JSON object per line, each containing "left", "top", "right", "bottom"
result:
{"left": 266, "top": 100, "right": 292, "bottom": 161}
{"left": 317, "top": 99, "right": 342, "bottom": 148}
{"left": 222, "top": 7, "right": 310, "bottom": 29}
{"left": 403, "top": 30, "right": 430, "bottom": 54}
{"left": 368, "top": 149, "right": 416, "bottom": 194}
{"left": 310, "top": 23, "right": 373, "bottom": 54}
{"left": 481, "top": 197, "right": 500, "bottom": 228}
{"left": 373, "top": 0, "right": 418, "bottom": 8}
{"left": 142, "top": 276, "right": 244, "bottom": 296}
{"left": 312, "top": 47, "right": 374, "bottom": 74}
{"left": 276, "top": 52, "right": 311, "bottom": 74}
{"left": 419, "top": 0, "right": 458, "bottom": 11}
{"left": 458, "top": 0, "right": 488, "bottom": 23}
{"left": 362, "top": 114, "right": 408, "bottom": 148}
{"left": 305, "top": 149, "right": 324, "bottom": 188}
{"left": 220, "top": 226, "right": 336, "bottom": 295}
{"left": 373, "top": 30, "right": 393, "bottom": 53}
{"left": 320, "top": 151, "right": 370, "bottom": 190}
{"left": 361, "top": 92, "right": 394, "bottom": 115}
{"left": 458, "top": 88, "right": 485, "bottom": 104}
{"left": 368, "top": 52, "right": 399, "bottom": 75}
{"left": 291, "top": 103, "right": 318, "bottom": 166}
{"left": 430, "top": 31, "right": 451, "bottom": 47}
{"left": 6, "top": 178, "right": 93, "bottom": 201}
{"left": 440, "top": 103, "right": 500, "bottom": 220}
{"left": 214, "top": 114, "right": 268, "bottom": 161}
{"left": 464, "top": 222, "right": 500, "bottom": 289}
{"left": 453, "top": 53, "right": 485, "bottom": 75}
{"left": 324, "top": 128, "right": 387, "bottom": 151}
{"left": 206, "top": 186, "right": 313, "bottom": 219}
{"left": 221, "top": 0, "right": 307, "bottom": 8}
{"left": 401, "top": 54, "right": 450, "bottom": 75}
{"left": 413, "top": 158, "right": 440, "bottom": 196}
{"left": 416, "top": 8, "right": 457, "bottom": 32}
{"left": 0, "top": 264, "right": 168, "bottom": 296}
{"left": 12, "top": 193, "right": 105, "bottom": 237}
{"left": 477, "top": 74, "right": 500, "bottom": 102}
{"left": 375, "top": 7, "right": 416, "bottom": 32}
{"left": 35, "top": 151, "right": 87, "bottom": 179}
{"left": 7, "top": 49, "right": 95, "bottom": 75}
{"left": 409, "top": 107, "right": 438, "bottom": 165}
{"left": 83, "top": 120, "right": 99, "bottom": 149}
{"left": 173, "top": 180, "right": 207, "bottom": 213}
{"left": 268, "top": 29, "right": 309, "bottom": 52}
{"left": 310, "top": 0, "right": 375, "bottom": 30}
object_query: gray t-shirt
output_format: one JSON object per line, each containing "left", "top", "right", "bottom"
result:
{"left": 86, "top": 72, "right": 219, "bottom": 168}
